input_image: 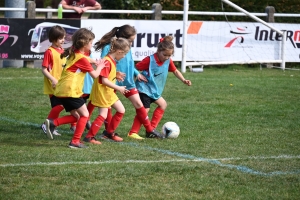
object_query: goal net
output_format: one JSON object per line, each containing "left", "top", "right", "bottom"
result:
{"left": 182, "top": 0, "right": 289, "bottom": 72}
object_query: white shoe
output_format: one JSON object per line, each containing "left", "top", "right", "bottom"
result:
{"left": 41, "top": 123, "right": 61, "bottom": 136}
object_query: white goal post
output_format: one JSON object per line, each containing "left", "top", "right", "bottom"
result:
{"left": 181, "top": 0, "right": 286, "bottom": 72}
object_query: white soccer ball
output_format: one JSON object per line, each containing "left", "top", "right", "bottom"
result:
{"left": 162, "top": 122, "right": 180, "bottom": 139}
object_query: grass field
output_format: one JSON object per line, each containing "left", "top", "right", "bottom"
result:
{"left": 0, "top": 66, "right": 299, "bottom": 199}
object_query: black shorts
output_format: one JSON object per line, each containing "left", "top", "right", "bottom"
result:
{"left": 58, "top": 97, "right": 86, "bottom": 112}
{"left": 139, "top": 93, "right": 156, "bottom": 108}
{"left": 50, "top": 95, "right": 63, "bottom": 108}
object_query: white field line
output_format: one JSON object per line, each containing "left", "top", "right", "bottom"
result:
{"left": 1, "top": 155, "right": 299, "bottom": 167}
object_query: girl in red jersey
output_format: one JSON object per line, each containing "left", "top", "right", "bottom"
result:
{"left": 45, "top": 28, "right": 107, "bottom": 148}
{"left": 131, "top": 36, "right": 192, "bottom": 137}
{"left": 41, "top": 25, "right": 76, "bottom": 136}
{"left": 84, "top": 37, "right": 130, "bottom": 143}
{"left": 41, "top": 25, "right": 66, "bottom": 136}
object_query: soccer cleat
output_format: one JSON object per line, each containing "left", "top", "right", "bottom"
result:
{"left": 68, "top": 142, "right": 88, "bottom": 149}
{"left": 128, "top": 133, "right": 145, "bottom": 140}
{"left": 146, "top": 129, "right": 165, "bottom": 139}
{"left": 100, "top": 131, "right": 123, "bottom": 142}
{"left": 45, "top": 119, "right": 56, "bottom": 140}
{"left": 41, "top": 123, "right": 47, "bottom": 134}
{"left": 83, "top": 137, "right": 101, "bottom": 145}
{"left": 52, "top": 129, "right": 61, "bottom": 136}
{"left": 70, "top": 125, "right": 76, "bottom": 133}
{"left": 41, "top": 123, "right": 61, "bottom": 136}
{"left": 85, "top": 121, "right": 92, "bottom": 130}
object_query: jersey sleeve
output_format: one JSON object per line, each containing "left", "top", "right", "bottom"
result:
{"left": 168, "top": 59, "right": 177, "bottom": 72}
{"left": 100, "top": 61, "right": 111, "bottom": 78}
{"left": 42, "top": 49, "right": 53, "bottom": 69}
{"left": 86, "top": 0, "right": 97, "bottom": 6}
{"left": 67, "top": 57, "right": 93, "bottom": 73}
{"left": 135, "top": 56, "right": 150, "bottom": 71}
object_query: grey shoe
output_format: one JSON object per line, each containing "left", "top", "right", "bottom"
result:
{"left": 70, "top": 126, "right": 76, "bottom": 133}
{"left": 85, "top": 121, "right": 91, "bottom": 130}
{"left": 146, "top": 129, "right": 165, "bottom": 139}
{"left": 68, "top": 142, "right": 88, "bottom": 149}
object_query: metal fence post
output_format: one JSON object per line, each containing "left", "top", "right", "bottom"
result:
{"left": 25, "top": 1, "right": 36, "bottom": 19}
{"left": 265, "top": 6, "right": 275, "bottom": 68}
{"left": 151, "top": 3, "right": 162, "bottom": 20}
{"left": 24, "top": 1, "right": 36, "bottom": 68}
{"left": 2, "top": 0, "right": 25, "bottom": 68}
{"left": 46, "top": 6, "right": 53, "bottom": 19}
{"left": 265, "top": 6, "right": 275, "bottom": 23}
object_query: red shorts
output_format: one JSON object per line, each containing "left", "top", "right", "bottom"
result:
{"left": 124, "top": 88, "right": 139, "bottom": 98}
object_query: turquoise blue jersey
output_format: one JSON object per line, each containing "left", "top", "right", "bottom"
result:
{"left": 82, "top": 55, "right": 94, "bottom": 94}
{"left": 82, "top": 73, "right": 93, "bottom": 94}
{"left": 101, "top": 44, "right": 139, "bottom": 90}
{"left": 135, "top": 54, "right": 170, "bottom": 100}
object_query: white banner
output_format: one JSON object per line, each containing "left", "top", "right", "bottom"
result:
{"left": 82, "top": 20, "right": 300, "bottom": 62}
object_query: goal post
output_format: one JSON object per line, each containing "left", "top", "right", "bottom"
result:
{"left": 181, "top": 0, "right": 286, "bottom": 72}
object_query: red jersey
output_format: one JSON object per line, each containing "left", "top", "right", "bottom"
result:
{"left": 136, "top": 53, "right": 177, "bottom": 72}
{"left": 62, "top": 0, "right": 97, "bottom": 18}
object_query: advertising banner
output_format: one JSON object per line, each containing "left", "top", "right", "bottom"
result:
{"left": 81, "top": 19, "right": 183, "bottom": 61}
{"left": 1, "top": 19, "right": 299, "bottom": 62}
{"left": 186, "top": 21, "right": 300, "bottom": 62}
{"left": 0, "top": 18, "right": 80, "bottom": 60}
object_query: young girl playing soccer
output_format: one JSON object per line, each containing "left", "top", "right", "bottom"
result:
{"left": 45, "top": 28, "right": 107, "bottom": 148}
{"left": 83, "top": 37, "right": 130, "bottom": 143}
{"left": 130, "top": 35, "right": 192, "bottom": 137}
{"left": 91, "top": 24, "right": 164, "bottom": 140}
{"left": 41, "top": 25, "right": 66, "bottom": 136}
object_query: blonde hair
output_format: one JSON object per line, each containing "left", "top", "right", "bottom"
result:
{"left": 109, "top": 37, "right": 130, "bottom": 53}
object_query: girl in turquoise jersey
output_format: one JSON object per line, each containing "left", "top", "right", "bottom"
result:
{"left": 131, "top": 35, "right": 192, "bottom": 136}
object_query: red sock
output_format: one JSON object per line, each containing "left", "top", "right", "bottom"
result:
{"left": 71, "top": 116, "right": 88, "bottom": 144}
{"left": 104, "top": 108, "right": 112, "bottom": 130}
{"left": 107, "top": 112, "right": 124, "bottom": 134}
{"left": 129, "top": 115, "right": 142, "bottom": 134}
{"left": 136, "top": 107, "right": 153, "bottom": 132}
{"left": 87, "top": 101, "right": 95, "bottom": 120}
{"left": 70, "top": 122, "right": 76, "bottom": 128}
{"left": 53, "top": 115, "right": 77, "bottom": 126}
{"left": 151, "top": 107, "right": 165, "bottom": 129}
{"left": 85, "top": 115, "right": 105, "bottom": 138}
{"left": 47, "top": 105, "right": 64, "bottom": 119}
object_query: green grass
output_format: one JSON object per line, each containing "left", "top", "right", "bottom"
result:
{"left": 0, "top": 66, "right": 299, "bottom": 199}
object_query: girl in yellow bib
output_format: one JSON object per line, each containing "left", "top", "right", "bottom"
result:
{"left": 84, "top": 37, "right": 130, "bottom": 143}
{"left": 41, "top": 25, "right": 66, "bottom": 136}
{"left": 45, "top": 28, "right": 107, "bottom": 148}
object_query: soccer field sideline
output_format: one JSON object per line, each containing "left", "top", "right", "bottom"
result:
{"left": 1, "top": 116, "right": 300, "bottom": 177}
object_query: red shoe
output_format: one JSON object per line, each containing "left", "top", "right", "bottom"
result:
{"left": 83, "top": 137, "right": 101, "bottom": 145}
{"left": 100, "top": 131, "right": 123, "bottom": 142}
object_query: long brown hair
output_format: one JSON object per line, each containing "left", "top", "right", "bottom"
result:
{"left": 157, "top": 35, "right": 174, "bottom": 54}
{"left": 94, "top": 24, "right": 136, "bottom": 51}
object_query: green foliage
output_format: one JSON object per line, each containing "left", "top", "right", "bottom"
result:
{"left": 97, "top": 0, "right": 300, "bottom": 22}
{"left": 0, "top": 66, "right": 300, "bottom": 199}
{"left": 0, "top": 0, "right": 299, "bottom": 22}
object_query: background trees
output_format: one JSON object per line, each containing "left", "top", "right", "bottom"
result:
{"left": 0, "top": 0, "right": 299, "bottom": 22}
